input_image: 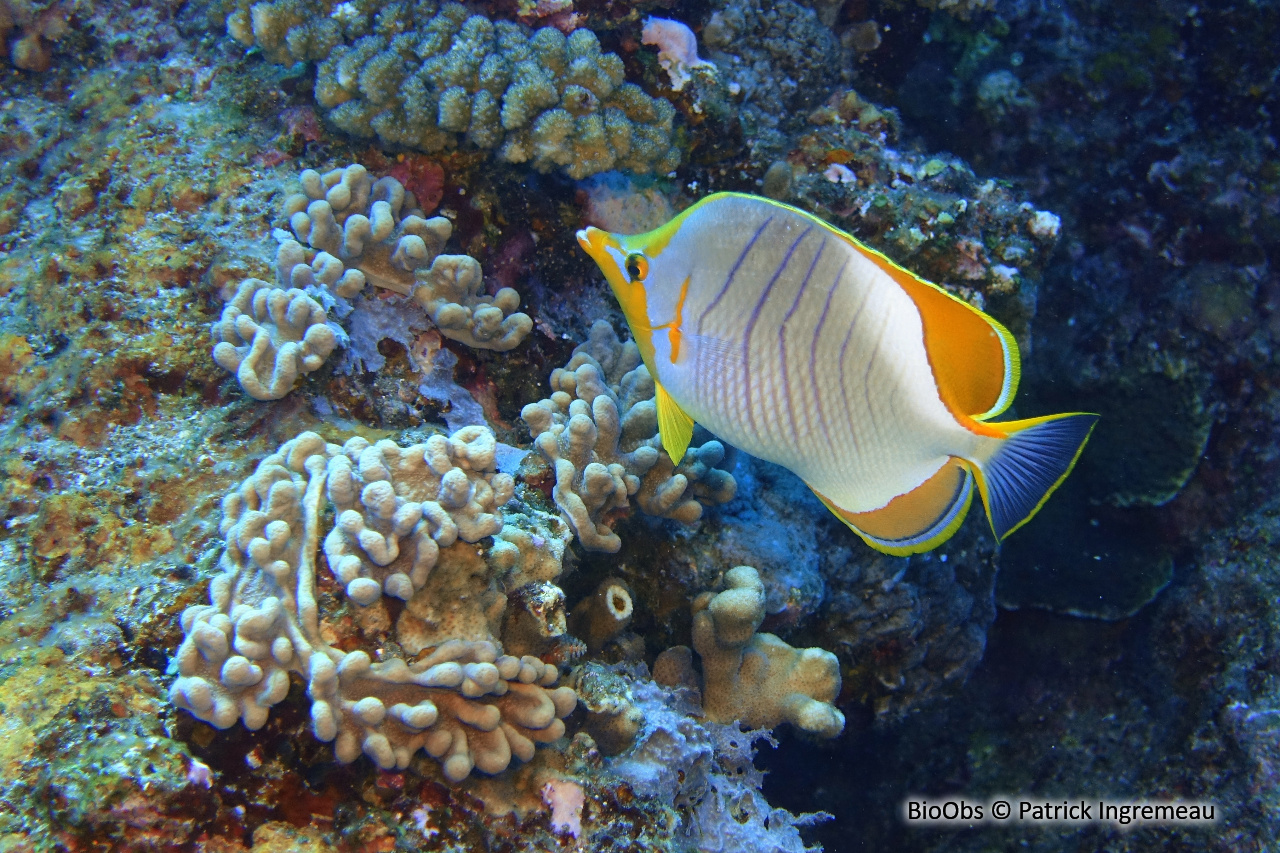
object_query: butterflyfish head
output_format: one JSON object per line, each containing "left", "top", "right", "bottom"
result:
{"left": 576, "top": 226, "right": 653, "bottom": 332}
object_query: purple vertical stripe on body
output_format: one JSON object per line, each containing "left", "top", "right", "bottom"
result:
{"left": 861, "top": 313, "right": 892, "bottom": 446}
{"left": 779, "top": 238, "right": 827, "bottom": 444}
{"left": 696, "top": 214, "right": 775, "bottom": 334}
{"left": 837, "top": 284, "right": 873, "bottom": 454}
{"left": 743, "top": 226, "right": 813, "bottom": 436}
{"left": 810, "top": 257, "right": 848, "bottom": 457}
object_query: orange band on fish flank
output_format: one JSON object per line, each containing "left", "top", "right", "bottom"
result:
{"left": 825, "top": 458, "right": 969, "bottom": 541}
{"left": 650, "top": 275, "right": 691, "bottom": 364}
{"left": 667, "top": 276, "right": 690, "bottom": 363}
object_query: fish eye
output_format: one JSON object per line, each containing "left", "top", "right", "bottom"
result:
{"left": 625, "top": 253, "right": 649, "bottom": 281}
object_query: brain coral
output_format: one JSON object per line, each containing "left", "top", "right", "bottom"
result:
{"left": 170, "top": 428, "right": 577, "bottom": 781}
{"left": 225, "top": 1, "right": 682, "bottom": 178}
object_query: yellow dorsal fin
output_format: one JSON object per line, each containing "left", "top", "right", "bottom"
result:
{"left": 655, "top": 381, "right": 695, "bottom": 462}
{"left": 857, "top": 249, "right": 1020, "bottom": 423}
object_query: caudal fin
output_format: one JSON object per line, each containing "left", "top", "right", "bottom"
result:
{"left": 970, "top": 412, "right": 1099, "bottom": 541}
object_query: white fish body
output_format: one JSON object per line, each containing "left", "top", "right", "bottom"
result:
{"left": 578, "top": 193, "right": 1096, "bottom": 554}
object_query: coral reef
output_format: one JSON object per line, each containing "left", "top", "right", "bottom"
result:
{"left": 669, "top": 566, "right": 845, "bottom": 739}
{"left": 9, "top": 0, "right": 1279, "bottom": 848}
{"left": 211, "top": 278, "right": 339, "bottom": 401}
{"left": 521, "top": 320, "right": 736, "bottom": 552}
{"left": 280, "top": 163, "right": 533, "bottom": 351}
{"left": 169, "top": 429, "right": 576, "bottom": 781}
{"left": 225, "top": 0, "right": 683, "bottom": 178}
{"left": 600, "top": 668, "right": 832, "bottom": 851}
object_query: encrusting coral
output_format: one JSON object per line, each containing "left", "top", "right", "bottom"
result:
{"left": 657, "top": 566, "right": 845, "bottom": 738}
{"left": 224, "top": 1, "right": 682, "bottom": 178}
{"left": 521, "top": 320, "right": 736, "bottom": 552}
{"left": 280, "top": 163, "right": 533, "bottom": 351}
{"left": 169, "top": 429, "right": 577, "bottom": 782}
{"left": 211, "top": 279, "right": 339, "bottom": 401}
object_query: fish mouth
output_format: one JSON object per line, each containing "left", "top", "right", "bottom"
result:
{"left": 576, "top": 226, "right": 614, "bottom": 259}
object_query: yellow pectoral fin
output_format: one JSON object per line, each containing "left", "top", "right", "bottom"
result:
{"left": 655, "top": 381, "right": 695, "bottom": 463}
{"left": 813, "top": 458, "right": 974, "bottom": 556}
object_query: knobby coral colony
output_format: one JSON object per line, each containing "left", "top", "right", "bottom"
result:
{"left": 188, "top": 132, "right": 852, "bottom": 816}
{"left": 212, "top": 163, "right": 533, "bottom": 400}
{"left": 192, "top": 145, "right": 844, "bottom": 797}
{"left": 521, "top": 320, "right": 737, "bottom": 553}
{"left": 185, "top": 0, "right": 1063, "bottom": 825}
{"left": 171, "top": 429, "right": 578, "bottom": 781}
{"left": 224, "top": 0, "right": 682, "bottom": 179}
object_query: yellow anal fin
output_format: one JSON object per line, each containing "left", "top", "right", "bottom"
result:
{"left": 813, "top": 458, "right": 974, "bottom": 556}
{"left": 655, "top": 381, "right": 695, "bottom": 463}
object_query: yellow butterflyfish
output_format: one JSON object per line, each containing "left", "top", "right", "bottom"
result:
{"left": 576, "top": 192, "right": 1097, "bottom": 556}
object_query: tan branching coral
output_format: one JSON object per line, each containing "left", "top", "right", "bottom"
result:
{"left": 636, "top": 440, "right": 736, "bottom": 522}
{"left": 308, "top": 639, "right": 576, "bottom": 780}
{"left": 521, "top": 320, "right": 736, "bottom": 552}
{"left": 170, "top": 429, "right": 576, "bottom": 781}
{"left": 280, "top": 164, "right": 532, "bottom": 351}
{"left": 680, "top": 566, "right": 845, "bottom": 738}
{"left": 323, "top": 428, "right": 514, "bottom": 606}
{"left": 413, "top": 254, "right": 531, "bottom": 350}
{"left": 211, "top": 278, "right": 338, "bottom": 401}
